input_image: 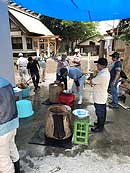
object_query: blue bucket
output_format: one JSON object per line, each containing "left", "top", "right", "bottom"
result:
{"left": 16, "top": 100, "right": 34, "bottom": 118}
{"left": 22, "top": 86, "right": 30, "bottom": 98}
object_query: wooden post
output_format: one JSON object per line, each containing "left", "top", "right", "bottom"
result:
{"left": 36, "top": 38, "right": 40, "bottom": 57}
{"left": 54, "top": 39, "right": 57, "bottom": 55}
{"left": 47, "top": 38, "right": 50, "bottom": 57}
{"left": 99, "top": 40, "right": 105, "bottom": 58}
{"left": 88, "top": 52, "right": 91, "bottom": 72}
{"left": 22, "top": 35, "right": 27, "bottom": 50}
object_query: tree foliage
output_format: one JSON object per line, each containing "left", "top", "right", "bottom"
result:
{"left": 40, "top": 15, "right": 99, "bottom": 42}
{"left": 116, "top": 19, "right": 130, "bottom": 43}
{"left": 61, "top": 20, "right": 99, "bottom": 42}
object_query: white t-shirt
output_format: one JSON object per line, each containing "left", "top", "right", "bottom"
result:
{"left": 92, "top": 68, "right": 110, "bottom": 104}
{"left": 16, "top": 57, "right": 28, "bottom": 67}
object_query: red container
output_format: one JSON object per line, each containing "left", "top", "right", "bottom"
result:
{"left": 58, "top": 93, "right": 75, "bottom": 106}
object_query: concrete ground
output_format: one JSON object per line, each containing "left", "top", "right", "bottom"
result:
{"left": 15, "top": 57, "right": 130, "bottom": 173}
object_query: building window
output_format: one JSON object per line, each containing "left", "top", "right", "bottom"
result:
{"left": 26, "top": 37, "right": 32, "bottom": 49}
{"left": 11, "top": 37, "right": 23, "bottom": 49}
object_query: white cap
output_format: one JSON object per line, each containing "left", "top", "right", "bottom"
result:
{"left": 18, "top": 53, "right": 23, "bottom": 57}
{"left": 74, "top": 48, "right": 79, "bottom": 52}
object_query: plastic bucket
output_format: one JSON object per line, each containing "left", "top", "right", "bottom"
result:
{"left": 16, "top": 100, "right": 34, "bottom": 118}
{"left": 22, "top": 86, "right": 30, "bottom": 98}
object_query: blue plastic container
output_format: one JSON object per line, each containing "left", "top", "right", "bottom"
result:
{"left": 16, "top": 100, "right": 34, "bottom": 118}
{"left": 72, "top": 109, "right": 89, "bottom": 118}
{"left": 22, "top": 86, "right": 30, "bottom": 98}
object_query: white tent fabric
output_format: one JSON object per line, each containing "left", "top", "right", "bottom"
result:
{"left": 12, "top": 0, "right": 130, "bottom": 21}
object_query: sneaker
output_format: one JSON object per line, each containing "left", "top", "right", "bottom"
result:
{"left": 91, "top": 127, "right": 103, "bottom": 133}
{"left": 78, "top": 100, "right": 82, "bottom": 105}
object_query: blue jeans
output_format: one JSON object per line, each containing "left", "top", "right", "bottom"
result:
{"left": 72, "top": 75, "right": 85, "bottom": 97}
{"left": 110, "top": 80, "right": 118, "bottom": 106}
{"left": 94, "top": 103, "right": 106, "bottom": 129}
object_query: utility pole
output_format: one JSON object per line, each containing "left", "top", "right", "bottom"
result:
{"left": 99, "top": 39, "right": 105, "bottom": 58}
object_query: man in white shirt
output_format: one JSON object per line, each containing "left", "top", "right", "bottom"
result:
{"left": 16, "top": 53, "right": 28, "bottom": 82}
{"left": 89, "top": 58, "right": 110, "bottom": 132}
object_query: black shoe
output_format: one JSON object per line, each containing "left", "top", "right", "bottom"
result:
{"left": 94, "top": 122, "right": 98, "bottom": 126}
{"left": 14, "top": 159, "right": 20, "bottom": 173}
{"left": 34, "top": 88, "right": 37, "bottom": 92}
{"left": 91, "top": 127, "right": 103, "bottom": 133}
{"left": 37, "top": 86, "right": 40, "bottom": 89}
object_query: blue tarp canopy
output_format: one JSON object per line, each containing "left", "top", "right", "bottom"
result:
{"left": 12, "top": 0, "right": 130, "bottom": 21}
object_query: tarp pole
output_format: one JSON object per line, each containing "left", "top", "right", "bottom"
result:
{"left": 0, "top": 0, "right": 15, "bottom": 86}
{"left": 87, "top": 52, "right": 91, "bottom": 72}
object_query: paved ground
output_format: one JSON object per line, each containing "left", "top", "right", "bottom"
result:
{"left": 15, "top": 57, "right": 130, "bottom": 173}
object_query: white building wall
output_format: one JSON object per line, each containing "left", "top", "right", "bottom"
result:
{"left": 0, "top": 0, "right": 15, "bottom": 86}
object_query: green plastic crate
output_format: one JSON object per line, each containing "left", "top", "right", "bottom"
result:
{"left": 73, "top": 119, "right": 89, "bottom": 145}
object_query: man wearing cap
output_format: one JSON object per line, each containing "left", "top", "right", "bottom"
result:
{"left": 38, "top": 51, "right": 47, "bottom": 83}
{"left": 89, "top": 58, "right": 110, "bottom": 132}
{"left": 16, "top": 53, "right": 28, "bottom": 83}
{"left": 0, "top": 77, "right": 20, "bottom": 172}
{"left": 52, "top": 54, "right": 69, "bottom": 90}
{"left": 72, "top": 48, "right": 81, "bottom": 68}
{"left": 59, "top": 67, "right": 85, "bottom": 104}
{"left": 109, "top": 52, "right": 122, "bottom": 108}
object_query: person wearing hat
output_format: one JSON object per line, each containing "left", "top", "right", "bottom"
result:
{"left": 52, "top": 53, "right": 69, "bottom": 90}
{"left": 72, "top": 48, "right": 81, "bottom": 68}
{"left": 38, "top": 51, "right": 47, "bottom": 83}
{"left": 0, "top": 77, "right": 20, "bottom": 172}
{"left": 16, "top": 53, "right": 28, "bottom": 83}
{"left": 88, "top": 58, "right": 110, "bottom": 132}
{"left": 109, "top": 52, "right": 122, "bottom": 108}
{"left": 59, "top": 67, "right": 85, "bottom": 104}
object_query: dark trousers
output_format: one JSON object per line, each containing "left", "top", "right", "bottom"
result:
{"left": 31, "top": 72, "right": 40, "bottom": 89}
{"left": 56, "top": 73, "right": 67, "bottom": 90}
{"left": 94, "top": 103, "right": 106, "bottom": 129}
